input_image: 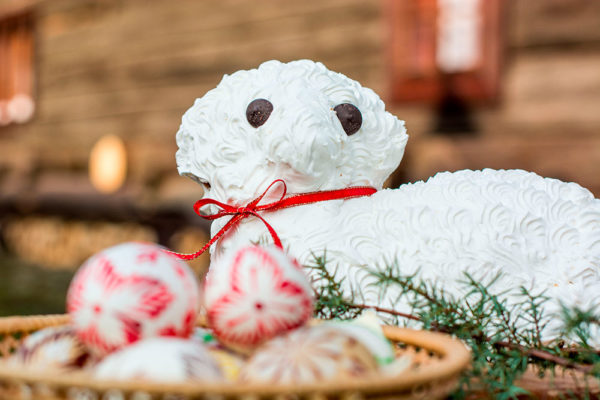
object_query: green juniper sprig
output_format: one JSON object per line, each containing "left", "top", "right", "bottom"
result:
{"left": 307, "top": 252, "right": 363, "bottom": 320}
{"left": 307, "top": 254, "right": 600, "bottom": 399}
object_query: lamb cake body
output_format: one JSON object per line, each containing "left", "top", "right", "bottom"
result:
{"left": 176, "top": 60, "right": 600, "bottom": 342}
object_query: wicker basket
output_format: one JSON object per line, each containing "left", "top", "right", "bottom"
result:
{"left": 0, "top": 314, "right": 471, "bottom": 400}
{"left": 515, "top": 365, "right": 600, "bottom": 398}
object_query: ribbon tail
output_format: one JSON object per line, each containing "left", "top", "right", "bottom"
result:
{"left": 250, "top": 211, "right": 283, "bottom": 249}
{"left": 163, "top": 214, "right": 245, "bottom": 260}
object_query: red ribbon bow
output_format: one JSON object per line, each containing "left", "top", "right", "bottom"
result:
{"left": 166, "top": 179, "right": 377, "bottom": 260}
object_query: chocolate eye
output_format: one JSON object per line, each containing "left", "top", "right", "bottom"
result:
{"left": 246, "top": 99, "right": 273, "bottom": 128}
{"left": 334, "top": 103, "right": 362, "bottom": 136}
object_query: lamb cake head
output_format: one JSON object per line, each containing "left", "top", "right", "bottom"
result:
{"left": 176, "top": 60, "right": 408, "bottom": 205}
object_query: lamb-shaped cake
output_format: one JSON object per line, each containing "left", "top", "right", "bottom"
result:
{"left": 175, "top": 59, "right": 600, "bottom": 342}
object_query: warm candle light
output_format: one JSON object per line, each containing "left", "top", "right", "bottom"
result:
{"left": 89, "top": 134, "right": 127, "bottom": 193}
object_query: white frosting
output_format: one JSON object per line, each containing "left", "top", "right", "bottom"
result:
{"left": 176, "top": 59, "right": 408, "bottom": 206}
{"left": 176, "top": 60, "right": 600, "bottom": 344}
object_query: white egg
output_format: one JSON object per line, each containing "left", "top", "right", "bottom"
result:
{"left": 94, "top": 337, "right": 223, "bottom": 382}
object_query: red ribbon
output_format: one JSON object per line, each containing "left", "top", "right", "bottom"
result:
{"left": 166, "top": 179, "right": 377, "bottom": 260}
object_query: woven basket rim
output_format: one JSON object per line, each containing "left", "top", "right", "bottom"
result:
{"left": 0, "top": 314, "right": 471, "bottom": 396}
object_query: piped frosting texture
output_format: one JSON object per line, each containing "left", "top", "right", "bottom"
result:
{"left": 176, "top": 59, "right": 408, "bottom": 205}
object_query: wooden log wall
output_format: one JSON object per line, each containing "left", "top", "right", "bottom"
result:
{"left": 0, "top": 0, "right": 385, "bottom": 203}
{"left": 398, "top": 0, "right": 600, "bottom": 195}
{"left": 0, "top": 0, "right": 598, "bottom": 207}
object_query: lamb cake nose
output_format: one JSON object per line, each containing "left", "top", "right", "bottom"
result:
{"left": 246, "top": 98, "right": 273, "bottom": 128}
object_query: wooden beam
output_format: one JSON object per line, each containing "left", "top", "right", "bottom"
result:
{"left": 0, "top": 0, "right": 43, "bottom": 19}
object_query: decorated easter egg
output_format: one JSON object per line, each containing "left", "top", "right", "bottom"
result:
{"left": 67, "top": 242, "right": 200, "bottom": 356}
{"left": 204, "top": 245, "right": 314, "bottom": 351}
{"left": 208, "top": 348, "right": 245, "bottom": 381}
{"left": 192, "top": 327, "right": 245, "bottom": 381}
{"left": 192, "top": 327, "right": 246, "bottom": 380}
{"left": 325, "top": 311, "right": 396, "bottom": 365}
{"left": 192, "top": 326, "right": 220, "bottom": 349}
{"left": 239, "top": 325, "right": 378, "bottom": 384}
{"left": 94, "top": 337, "right": 223, "bottom": 382}
{"left": 9, "top": 326, "right": 93, "bottom": 371}
{"left": 325, "top": 312, "right": 413, "bottom": 376}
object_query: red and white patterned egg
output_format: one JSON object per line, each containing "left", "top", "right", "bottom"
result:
{"left": 94, "top": 337, "right": 223, "bottom": 382}
{"left": 239, "top": 325, "right": 378, "bottom": 384}
{"left": 9, "top": 326, "right": 93, "bottom": 371}
{"left": 67, "top": 242, "right": 200, "bottom": 356}
{"left": 204, "top": 245, "right": 314, "bottom": 352}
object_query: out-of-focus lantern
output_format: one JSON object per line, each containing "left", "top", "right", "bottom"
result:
{"left": 89, "top": 135, "right": 127, "bottom": 194}
{"left": 385, "top": 0, "right": 505, "bottom": 104}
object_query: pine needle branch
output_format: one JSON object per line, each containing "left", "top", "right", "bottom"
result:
{"left": 349, "top": 303, "right": 420, "bottom": 321}
{"left": 495, "top": 341, "right": 595, "bottom": 374}
{"left": 307, "top": 254, "right": 600, "bottom": 398}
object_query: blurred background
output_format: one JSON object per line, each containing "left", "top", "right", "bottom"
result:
{"left": 0, "top": 0, "right": 599, "bottom": 315}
